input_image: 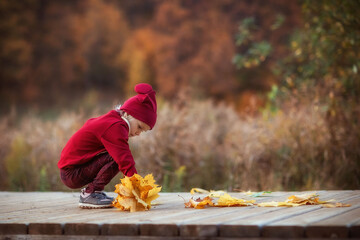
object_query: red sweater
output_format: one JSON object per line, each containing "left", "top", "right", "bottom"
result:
{"left": 58, "top": 110, "right": 137, "bottom": 177}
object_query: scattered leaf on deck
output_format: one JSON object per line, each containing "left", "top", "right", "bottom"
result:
{"left": 190, "top": 188, "right": 210, "bottom": 194}
{"left": 185, "top": 190, "right": 350, "bottom": 209}
{"left": 258, "top": 192, "right": 351, "bottom": 208}
{"left": 216, "top": 193, "right": 255, "bottom": 207}
{"left": 190, "top": 188, "right": 226, "bottom": 198}
{"left": 185, "top": 196, "right": 215, "bottom": 209}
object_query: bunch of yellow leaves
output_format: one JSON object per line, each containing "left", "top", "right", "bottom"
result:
{"left": 113, "top": 174, "right": 162, "bottom": 212}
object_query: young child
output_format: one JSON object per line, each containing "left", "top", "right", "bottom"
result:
{"left": 58, "top": 83, "right": 157, "bottom": 208}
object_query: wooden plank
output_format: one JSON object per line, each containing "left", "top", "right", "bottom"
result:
{"left": 145, "top": 191, "right": 303, "bottom": 226}
{"left": 350, "top": 219, "right": 360, "bottom": 238}
{"left": 64, "top": 223, "right": 100, "bottom": 235}
{"left": 1, "top": 198, "right": 79, "bottom": 217}
{"left": 0, "top": 192, "right": 182, "bottom": 236}
{"left": 0, "top": 192, "right": 78, "bottom": 205}
{"left": 261, "top": 193, "right": 360, "bottom": 238}
{"left": 218, "top": 190, "right": 352, "bottom": 238}
{"left": 28, "top": 223, "right": 63, "bottom": 235}
{"left": 175, "top": 193, "right": 302, "bottom": 238}
{"left": 147, "top": 204, "right": 246, "bottom": 223}
{"left": 0, "top": 223, "right": 27, "bottom": 235}
{"left": 39, "top": 195, "right": 183, "bottom": 224}
{"left": 180, "top": 207, "right": 287, "bottom": 238}
{"left": 135, "top": 207, "right": 243, "bottom": 238}
{"left": 0, "top": 191, "right": 327, "bottom": 224}
{"left": 0, "top": 191, "right": 140, "bottom": 224}
{"left": 139, "top": 223, "right": 179, "bottom": 237}
{"left": 101, "top": 223, "right": 138, "bottom": 236}
{"left": 220, "top": 205, "right": 318, "bottom": 238}
{"left": 1, "top": 204, "right": 84, "bottom": 223}
{"left": 177, "top": 191, "right": 339, "bottom": 238}
{"left": 0, "top": 192, "right": 79, "bottom": 215}
{"left": 180, "top": 224, "right": 218, "bottom": 238}
{"left": 1, "top": 191, "right": 360, "bottom": 239}
{"left": 305, "top": 206, "right": 360, "bottom": 238}
{"left": 85, "top": 195, "right": 189, "bottom": 224}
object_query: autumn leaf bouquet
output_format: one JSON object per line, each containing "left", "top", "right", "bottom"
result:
{"left": 113, "top": 174, "right": 162, "bottom": 212}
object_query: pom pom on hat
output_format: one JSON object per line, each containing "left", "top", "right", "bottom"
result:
{"left": 135, "top": 83, "right": 153, "bottom": 94}
{"left": 120, "top": 83, "right": 157, "bottom": 129}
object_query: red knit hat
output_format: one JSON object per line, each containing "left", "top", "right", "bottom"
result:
{"left": 120, "top": 83, "right": 157, "bottom": 129}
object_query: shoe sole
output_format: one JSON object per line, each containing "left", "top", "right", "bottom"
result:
{"left": 79, "top": 203, "right": 113, "bottom": 209}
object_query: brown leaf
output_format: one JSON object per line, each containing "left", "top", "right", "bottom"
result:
{"left": 185, "top": 196, "right": 214, "bottom": 209}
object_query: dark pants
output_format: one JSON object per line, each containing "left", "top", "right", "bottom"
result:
{"left": 60, "top": 153, "right": 119, "bottom": 193}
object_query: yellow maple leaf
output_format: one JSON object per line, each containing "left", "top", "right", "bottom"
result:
{"left": 143, "top": 174, "right": 156, "bottom": 185}
{"left": 190, "top": 188, "right": 226, "bottom": 198}
{"left": 190, "top": 188, "right": 210, "bottom": 195}
{"left": 116, "top": 196, "right": 137, "bottom": 212}
{"left": 113, "top": 173, "right": 161, "bottom": 212}
{"left": 132, "top": 189, "right": 149, "bottom": 209}
{"left": 286, "top": 193, "right": 321, "bottom": 205}
{"left": 115, "top": 184, "right": 132, "bottom": 197}
{"left": 208, "top": 190, "right": 226, "bottom": 198}
{"left": 216, "top": 193, "right": 255, "bottom": 207}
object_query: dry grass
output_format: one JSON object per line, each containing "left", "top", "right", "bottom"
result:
{"left": 0, "top": 99, "right": 358, "bottom": 192}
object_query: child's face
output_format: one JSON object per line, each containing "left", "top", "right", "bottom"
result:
{"left": 128, "top": 117, "right": 151, "bottom": 137}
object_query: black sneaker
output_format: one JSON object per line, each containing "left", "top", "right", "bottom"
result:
{"left": 79, "top": 190, "right": 113, "bottom": 209}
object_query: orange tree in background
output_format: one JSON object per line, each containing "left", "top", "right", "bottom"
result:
{"left": 120, "top": 0, "right": 301, "bottom": 105}
{"left": 0, "top": 0, "right": 301, "bottom": 112}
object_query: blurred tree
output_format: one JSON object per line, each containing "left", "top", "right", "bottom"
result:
{"left": 289, "top": 0, "right": 360, "bottom": 187}
{"left": 273, "top": 0, "right": 360, "bottom": 188}
{"left": 119, "top": 0, "right": 301, "bottom": 102}
{"left": 32, "top": 0, "right": 129, "bottom": 104}
{"left": 118, "top": 28, "right": 157, "bottom": 97}
{"left": 0, "top": 0, "right": 301, "bottom": 112}
{"left": 278, "top": 0, "right": 360, "bottom": 99}
{"left": 0, "top": 0, "right": 38, "bottom": 106}
{"left": 0, "top": 0, "right": 129, "bottom": 110}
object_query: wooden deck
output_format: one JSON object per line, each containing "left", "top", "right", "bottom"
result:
{"left": 0, "top": 190, "right": 359, "bottom": 239}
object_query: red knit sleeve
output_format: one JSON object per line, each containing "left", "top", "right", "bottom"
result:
{"left": 101, "top": 123, "right": 137, "bottom": 177}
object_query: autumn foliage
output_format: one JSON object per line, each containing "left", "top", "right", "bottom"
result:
{"left": 0, "top": 0, "right": 301, "bottom": 110}
{"left": 113, "top": 174, "right": 161, "bottom": 212}
{"left": 185, "top": 191, "right": 350, "bottom": 209}
{"left": 0, "top": 1, "right": 359, "bottom": 193}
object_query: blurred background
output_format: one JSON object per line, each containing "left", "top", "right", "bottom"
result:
{"left": 0, "top": 0, "right": 359, "bottom": 192}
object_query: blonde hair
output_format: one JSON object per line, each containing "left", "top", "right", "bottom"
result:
{"left": 115, "top": 104, "right": 134, "bottom": 120}
{"left": 115, "top": 104, "right": 125, "bottom": 116}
